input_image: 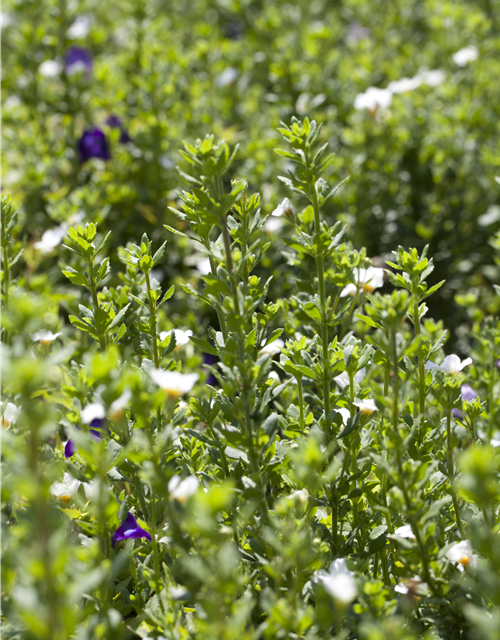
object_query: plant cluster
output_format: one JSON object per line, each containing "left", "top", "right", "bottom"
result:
{"left": 2, "top": 118, "right": 500, "bottom": 639}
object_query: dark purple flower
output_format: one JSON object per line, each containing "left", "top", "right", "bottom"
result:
{"left": 65, "top": 46, "right": 93, "bottom": 75}
{"left": 203, "top": 353, "right": 219, "bottom": 387}
{"left": 89, "top": 417, "right": 105, "bottom": 440}
{"left": 65, "top": 439, "right": 76, "bottom": 458}
{"left": 78, "top": 128, "right": 110, "bottom": 162}
{"left": 105, "top": 115, "right": 130, "bottom": 143}
{"left": 452, "top": 408, "right": 463, "bottom": 420}
{"left": 111, "top": 512, "right": 151, "bottom": 547}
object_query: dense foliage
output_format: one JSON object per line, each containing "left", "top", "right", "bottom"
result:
{"left": 2, "top": 2, "right": 500, "bottom": 639}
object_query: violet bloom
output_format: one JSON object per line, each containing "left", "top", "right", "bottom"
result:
{"left": 64, "top": 439, "right": 76, "bottom": 458}
{"left": 65, "top": 46, "right": 93, "bottom": 75}
{"left": 203, "top": 353, "right": 219, "bottom": 387}
{"left": 111, "top": 512, "right": 151, "bottom": 546}
{"left": 78, "top": 128, "right": 110, "bottom": 162}
{"left": 452, "top": 384, "right": 477, "bottom": 419}
{"left": 64, "top": 419, "right": 105, "bottom": 458}
{"left": 496, "top": 360, "right": 500, "bottom": 369}
{"left": 105, "top": 115, "right": 130, "bottom": 143}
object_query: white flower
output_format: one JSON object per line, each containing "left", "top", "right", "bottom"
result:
{"left": 394, "top": 525, "right": 416, "bottom": 540}
{"left": 159, "top": 329, "right": 193, "bottom": 347}
{"left": 425, "top": 355, "right": 473, "bottom": 376}
{"left": 341, "top": 266, "right": 384, "bottom": 297}
{"left": 354, "top": 87, "right": 392, "bottom": 112}
{"left": 196, "top": 257, "right": 211, "bottom": 275}
{"left": 267, "top": 371, "right": 281, "bottom": 384}
{"left": 33, "top": 227, "right": 67, "bottom": 253}
{"left": 353, "top": 398, "right": 378, "bottom": 416}
{"left": 38, "top": 59, "right": 62, "bottom": 77}
{"left": 81, "top": 403, "right": 106, "bottom": 424}
{"left": 288, "top": 488, "right": 309, "bottom": 503}
{"left": 108, "top": 390, "right": 132, "bottom": 420}
{"left": 51, "top": 472, "right": 92, "bottom": 502}
{"left": 272, "top": 197, "right": 293, "bottom": 217}
{"left": 335, "top": 407, "right": 351, "bottom": 426}
{"left": 32, "top": 330, "right": 62, "bottom": 345}
{"left": 1, "top": 402, "right": 21, "bottom": 428}
{"left": 395, "top": 575, "right": 424, "bottom": 595}
{"left": 215, "top": 67, "right": 238, "bottom": 87}
{"left": 490, "top": 438, "right": 500, "bottom": 447}
{"left": 313, "top": 558, "right": 357, "bottom": 604}
{"left": 264, "top": 216, "right": 285, "bottom": 233}
{"left": 168, "top": 475, "right": 199, "bottom": 503}
{"left": 446, "top": 540, "right": 477, "bottom": 572}
{"left": 387, "top": 77, "right": 422, "bottom": 94}
{"left": 417, "top": 69, "right": 446, "bottom": 87}
{"left": 150, "top": 369, "right": 199, "bottom": 398}
{"left": 68, "top": 15, "right": 92, "bottom": 39}
{"left": 260, "top": 338, "right": 285, "bottom": 356}
{"left": 334, "top": 367, "right": 366, "bottom": 390}
{"left": 452, "top": 46, "right": 479, "bottom": 67}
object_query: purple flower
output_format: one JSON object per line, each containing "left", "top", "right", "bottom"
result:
{"left": 496, "top": 360, "right": 500, "bottom": 369}
{"left": 452, "top": 384, "right": 478, "bottom": 420}
{"left": 105, "top": 115, "right": 130, "bottom": 143}
{"left": 111, "top": 512, "right": 151, "bottom": 547}
{"left": 203, "top": 353, "right": 219, "bottom": 387}
{"left": 65, "top": 439, "right": 76, "bottom": 458}
{"left": 78, "top": 128, "right": 110, "bottom": 162}
{"left": 65, "top": 46, "right": 93, "bottom": 75}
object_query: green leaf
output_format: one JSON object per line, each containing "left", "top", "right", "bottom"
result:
{"left": 190, "top": 336, "right": 218, "bottom": 356}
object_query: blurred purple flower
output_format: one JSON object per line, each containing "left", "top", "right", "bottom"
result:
{"left": 203, "top": 353, "right": 218, "bottom": 387}
{"left": 64, "top": 419, "right": 105, "bottom": 457}
{"left": 65, "top": 46, "right": 92, "bottom": 75}
{"left": 105, "top": 115, "right": 130, "bottom": 143}
{"left": 78, "top": 128, "right": 110, "bottom": 162}
{"left": 496, "top": 359, "right": 500, "bottom": 369}
{"left": 65, "top": 439, "right": 76, "bottom": 458}
{"left": 111, "top": 512, "right": 151, "bottom": 546}
{"left": 452, "top": 384, "right": 478, "bottom": 420}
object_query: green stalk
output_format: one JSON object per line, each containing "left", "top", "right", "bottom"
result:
{"left": 489, "top": 357, "right": 496, "bottom": 440}
{"left": 2, "top": 243, "right": 10, "bottom": 344}
{"left": 413, "top": 295, "right": 426, "bottom": 418}
{"left": 446, "top": 405, "right": 466, "bottom": 538}
{"left": 145, "top": 271, "right": 160, "bottom": 368}
{"left": 297, "top": 376, "right": 305, "bottom": 431}
{"left": 151, "top": 486, "right": 166, "bottom": 613}
{"left": 89, "top": 280, "right": 107, "bottom": 352}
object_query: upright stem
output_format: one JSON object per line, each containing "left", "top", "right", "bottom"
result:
{"left": 446, "top": 407, "right": 465, "bottom": 538}
{"left": 489, "top": 358, "right": 496, "bottom": 440}
{"left": 145, "top": 271, "right": 160, "bottom": 368}
{"left": 89, "top": 281, "right": 107, "bottom": 352}
{"left": 311, "top": 188, "right": 331, "bottom": 434}
{"left": 413, "top": 295, "right": 426, "bottom": 418}
{"left": 151, "top": 486, "right": 166, "bottom": 612}
{"left": 2, "top": 243, "right": 10, "bottom": 344}
{"left": 297, "top": 377, "right": 305, "bottom": 431}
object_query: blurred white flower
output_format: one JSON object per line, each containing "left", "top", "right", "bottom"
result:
{"left": 215, "top": 67, "right": 238, "bottom": 87}
{"left": 68, "top": 15, "right": 92, "bottom": 39}
{"left": 1, "top": 12, "right": 12, "bottom": 28}
{"left": 150, "top": 369, "right": 199, "bottom": 398}
{"left": 1, "top": 402, "right": 21, "bottom": 428}
{"left": 168, "top": 475, "right": 199, "bottom": 502}
{"left": 267, "top": 371, "right": 281, "bottom": 384}
{"left": 51, "top": 472, "right": 92, "bottom": 502}
{"left": 271, "top": 197, "right": 293, "bottom": 217}
{"left": 452, "top": 46, "right": 479, "bottom": 67}
{"left": 417, "top": 69, "right": 446, "bottom": 87}
{"left": 353, "top": 398, "right": 378, "bottom": 416}
{"left": 341, "top": 266, "right": 384, "bottom": 297}
{"left": 81, "top": 402, "right": 106, "bottom": 424}
{"left": 446, "top": 540, "right": 477, "bottom": 571}
{"left": 260, "top": 338, "right": 285, "bottom": 356}
{"left": 38, "top": 59, "right": 62, "bottom": 77}
{"left": 288, "top": 488, "right": 309, "bottom": 503}
{"left": 490, "top": 438, "right": 500, "bottom": 447}
{"left": 34, "top": 227, "right": 67, "bottom": 254}
{"left": 394, "top": 524, "right": 416, "bottom": 540}
{"left": 313, "top": 558, "right": 357, "bottom": 604}
{"left": 335, "top": 407, "right": 351, "bottom": 426}
{"left": 395, "top": 575, "right": 424, "bottom": 595}
{"left": 387, "top": 77, "right": 421, "bottom": 94}
{"left": 425, "top": 355, "right": 472, "bottom": 375}
{"left": 354, "top": 87, "right": 392, "bottom": 112}
{"left": 108, "top": 390, "right": 132, "bottom": 420}
{"left": 160, "top": 329, "right": 193, "bottom": 347}
{"left": 264, "top": 216, "right": 285, "bottom": 233}
{"left": 32, "top": 330, "right": 62, "bottom": 345}
{"left": 334, "top": 368, "right": 366, "bottom": 390}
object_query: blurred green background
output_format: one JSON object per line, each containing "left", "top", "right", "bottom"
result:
{"left": 2, "top": 0, "right": 500, "bottom": 347}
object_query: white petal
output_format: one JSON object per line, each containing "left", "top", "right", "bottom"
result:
{"left": 81, "top": 403, "right": 106, "bottom": 424}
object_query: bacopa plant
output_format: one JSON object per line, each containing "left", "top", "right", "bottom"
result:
{"left": 2, "top": 117, "right": 500, "bottom": 640}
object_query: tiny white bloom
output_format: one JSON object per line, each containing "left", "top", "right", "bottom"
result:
{"left": 108, "top": 390, "right": 132, "bottom": 420}
{"left": 32, "top": 330, "right": 62, "bottom": 346}
{"left": 150, "top": 369, "right": 199, "bottom": 398}
{"left": 452, "top": 46, "right": 479, "bottom": 67}
{"left": 387, "top": 77, "right": 421, "bottom": 94}
{"left": 38, "top": 59, "right": 62, "bottom": 77}
{"left": 354, "top": 86, "right": 392, "bottom": 112}
{"left": 34, "top": 227, "right": 67, "bottom": 254}
{"left": 264, "top": 216, "right": 285, "bottom": 233}
{"left": 313, "top": 558, "right": 357, "bottom": 604}
{"left": 68, "top": 15, "right": 92, "bottom": 39}
{"left": 168, "top": 475, "right": 199, "bottom": 503}
{"left": 446, "top": 540, "right": 477, "bottom": 571}
{"left": 51, "top": 472, "right": 91, "bottom": 502}
{"left": 196, "top": 257, "right": 211, "bottom": 275}
{"left": 260, "top": 338, "right": 285, "bottom": 356}
{"left": 395, "top": 582, "right": 409, "bottom": 594}
{"left": 81, "top": 402, "right": 106, "bottom": 424}
{"left": 1, "top": 402, "right": 21, "bottom": 428}
{"left": 267, "top": 371, "right": 281, "bottom": 384}
{"left": 159, "top": 329, "right": 193, "bottom": 347}
{"left": 271, "top": 197, "right": 293, "bottom": 217}
{"left": 394, "top": 524, "right": 416, "bottom": 540}
{"left": 341, "top": 267, "right": 384, "bottom": 297}
{"left": 425, "top": 355, "right": 472, "bottom": 376}
{"left": 288, "top": 488, "right": 309, "bottom": 503}
{"left": 353, "top": 398, "right": 378, "bottom": 416}
{"left": 334, "top": 367, "right": 366, "bottom": 390}
{"left": 395, "top": 575, "right": 423, "bottom": 595}
{"left": 417, "top": 69, "right": 446, "bottom": 87}
{"left": 215, "top": 67, "right": 238, "bottom": 87}
{"left": 335, "top": 407, "right": 351, "bottom": 426}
